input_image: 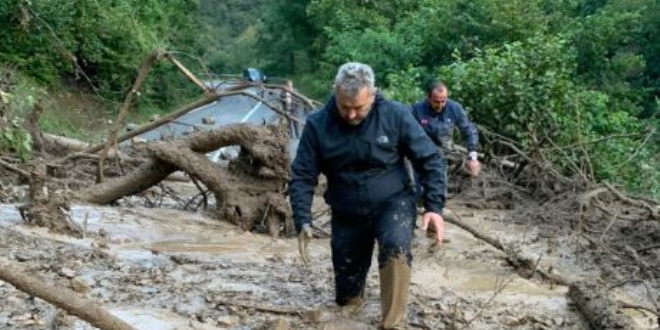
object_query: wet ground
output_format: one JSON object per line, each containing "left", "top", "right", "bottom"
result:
{"left": 0, "top": 187, "right": 657, "bottom": 329}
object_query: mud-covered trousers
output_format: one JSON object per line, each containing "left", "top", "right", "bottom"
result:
{"left": 331, "top": 191, "right": 416, "bottom": 313}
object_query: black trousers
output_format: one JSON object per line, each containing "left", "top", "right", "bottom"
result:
{"left": 330, "top": 192, "right": 416, "bottom": 305}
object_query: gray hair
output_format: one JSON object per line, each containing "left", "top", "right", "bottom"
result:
{"left": 334, "top": 62, "right": 376, "bottom": 97}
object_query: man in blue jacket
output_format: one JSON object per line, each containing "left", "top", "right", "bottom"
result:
{"left": 411, "top": 81, "right": 481, "bottom": 177}
{"left": 289, "top": 62, "right": 447, "bottom": 329}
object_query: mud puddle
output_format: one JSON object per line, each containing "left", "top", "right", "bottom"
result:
{"left": 0, "top": 202, "right": 655, "bottom": 329}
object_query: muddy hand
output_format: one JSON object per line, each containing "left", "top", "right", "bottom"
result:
{"left": 421, "top": 212, "right": 445, "bottom": 245}
{"left": 298, "top": 224, "right": 313, "bottom": 265}
{"left": 466, "top": 159, "right": 481, "bottom": 177}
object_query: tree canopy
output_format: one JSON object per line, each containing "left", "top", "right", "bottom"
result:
{"left": 0, "top": 0, "right": 658, "bottom": 196}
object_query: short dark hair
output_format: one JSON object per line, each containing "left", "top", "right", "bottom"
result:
{"left": 425, "top": 81, "right": 447, "bottom": 97}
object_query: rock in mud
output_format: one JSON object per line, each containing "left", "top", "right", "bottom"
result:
{"left": 70, "top": 277, "right": 91, "bottom": 293}
{"left": 216, "top": 315, "right": 240, "bottom": 327}
{"left": 265, "top": 318, "right": 289, "bottom": 330}
{"left": 59, "top": 267, "right": 76, "bottom": 278}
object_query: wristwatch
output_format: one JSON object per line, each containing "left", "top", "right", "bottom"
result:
{"left": 468, "top": 151, "right": 478, "bottom": 161}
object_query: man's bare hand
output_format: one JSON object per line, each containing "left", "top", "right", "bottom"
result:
{"left": 466, "top": 159, "right": 481, "bottom": 177}
{"left": 421, "top": 212, "right": 444, "bottom": 244}
{"left": 298, "top": 224, "right": 313, "bottom": 265}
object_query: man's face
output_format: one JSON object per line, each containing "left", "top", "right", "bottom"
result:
{"left": 429, "top": 87, "right": 448, "bottom": 111}
{"left": 336, "top": 86, "right": 375, "bottom": 126}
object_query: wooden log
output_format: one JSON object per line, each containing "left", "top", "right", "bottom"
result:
{"left": 77, "top": 159, "right": 176, "bottom": 204}
{"left": 568, "top": 281, "right": 637, "bottom": 330}
{"left": 0, "top": 257, "right": 137, "bottom": 330}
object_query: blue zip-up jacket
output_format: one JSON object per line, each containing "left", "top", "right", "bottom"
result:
{"left": 290, "top": 93, "right": 447, "bottom": 232}
{"left": 411, "top": 99, "right": 479, "bottom": 152}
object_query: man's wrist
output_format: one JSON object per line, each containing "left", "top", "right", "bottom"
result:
{"left": 468, "top": 151, "right": 478, "bottom": 161}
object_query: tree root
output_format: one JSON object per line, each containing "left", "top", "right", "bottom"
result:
{"left": 604, "top": 182, "right": 660, "bottom": 220}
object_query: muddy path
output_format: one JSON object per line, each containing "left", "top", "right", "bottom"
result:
{"left": 1, "top": 182, "right": 657, "bottom": 330}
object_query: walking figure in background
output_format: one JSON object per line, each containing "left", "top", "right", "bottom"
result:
{"left": 411, "top": 81, "right": 481, "bottom": 178}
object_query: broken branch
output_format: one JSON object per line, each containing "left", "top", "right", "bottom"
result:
{"left": 0, "top": 257, "right": 138, "bottom": 330}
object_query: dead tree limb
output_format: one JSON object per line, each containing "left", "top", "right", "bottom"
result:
{"left": 264, "top": 83, "right": 322, "bottom": 108}
{"left": 494, "top": 140, "right": 572, "bottom": 185}
{"left": 77, "top": 124, "right": 289, "bottom": 205}
{"left": 568, "top": 281, "right": 637, "bottom": 330}
{"left": 604, "top": 182, "right": 660, "bottom": 220}
{"left": 0, "top": 157, "right": 30, "bottom": 178}
{"left": 443, "top": 209, "right": 568, "bottom": 285}
{"left": 98, "top": 49, "right": 164, "bottom": 183}
{"left": 42, "top": 133, "right": 90, "bottom": 155}
{"left": 638, "top": 243, "right": 660, "bottom": 253}
{"left": 22, "top": 102, "right": 44, "bottom": 153}
{"left": 77, "top": 159, "right": 176, "bottom": 204}
{"left": 0, "top": 257, "right": 137, "bottom": 330}
{"left": 148, "top": 142, "right": 227, "bottom": 203}
{"left": 164, "top": 53, "right": 212, "bottom": 95}
{"left": 77, "top": 88, "right": 300, "bottom": 160}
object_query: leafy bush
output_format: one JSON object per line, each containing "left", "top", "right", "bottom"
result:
{"left": 388, "top": 34, "right": 658, "bottom": 197}
{"left": 0, "top": 0, "right": 202, "bottom": 108}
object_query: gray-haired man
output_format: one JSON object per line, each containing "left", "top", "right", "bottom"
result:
{"left": 289, "top": 62, "right": 447, "bottom": 329}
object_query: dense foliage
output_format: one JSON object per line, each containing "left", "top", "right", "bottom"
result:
{"left": 0, "top": 0, "right": 657, "bottom": 196}
{"left": 0, "top": 0, "right": 202, "bottom": 108}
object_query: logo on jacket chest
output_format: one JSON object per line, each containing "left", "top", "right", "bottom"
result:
{"left": 375, "top": 135, "right": 389, "bottom": 144}
{"left": 421, "top": 117, "right": 452, "bottom": 126}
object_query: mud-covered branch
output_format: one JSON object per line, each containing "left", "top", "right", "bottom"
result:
{"left": 0, "top": 257, "right": 137, "bottom": 330}
{"left": 97, "top": 49, "right": 164, "bottom": 183}
{"left": 77, "top": 159, "right": 177, "bottom": 204}
{"left": 568, "top": 281, "right": 637, "bottom": 330}
{"left": 75, "top": 122, "right": 292, "bottom": 235}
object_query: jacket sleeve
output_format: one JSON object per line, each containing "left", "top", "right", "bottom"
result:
{"left": 289, "top": 122, "right": 320, "bottom": 232}
{"left": 454, "top": 104, "right": 479, "bottom": 152}
{"left": 399, "top": 109, "right": 447, "bottom": 213}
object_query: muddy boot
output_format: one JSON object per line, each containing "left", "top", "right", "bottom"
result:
{"left": 338, "top": 289, "right": 365, "bottom": 316}
{"left": 379, "top": 256, "right": 411, "bottom": 329}
{"left": 308, "top": 290, "right": 365, "bottom": 324}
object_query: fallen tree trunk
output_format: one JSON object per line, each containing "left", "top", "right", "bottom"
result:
{"left": 77, "top": 123, "right": 290, "bottom": 204}
{"left": 42, "top": 133, "right": 90, "bottom": 154}
{"left": 76, "top": 123, "right": 293, "bottom": 235}
{"left": 568, "top": 281, "right": 637, "bottom": 330}
{"left": 0, "top": 257, "right": 137, "bottom": 330}
{"left": 148, "top": 141, "right": 290, "bottom": 234}
{"left": 77, "top": 159, "right": 176, "bottom": 204}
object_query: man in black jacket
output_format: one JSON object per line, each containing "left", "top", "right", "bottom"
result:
{"left": 411, "top": 81, "right": 481, "bottom": 177}
{"left": 289, "top": 62, "right": 447, "bottom": 329}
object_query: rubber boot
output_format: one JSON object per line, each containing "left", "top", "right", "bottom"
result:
{"left": 339, "top": 289, "right": 365, "bottom": 316}
{"left": 379, "top": 255, "right": 411, "bottom": 329}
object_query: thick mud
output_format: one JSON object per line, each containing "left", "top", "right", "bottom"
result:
{"left": 0, "top": 184, "right": 658, "bottom": 330}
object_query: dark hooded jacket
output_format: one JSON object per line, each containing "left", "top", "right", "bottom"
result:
{"left": 289, "top": 93, "right": 447, "bottom": 231}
